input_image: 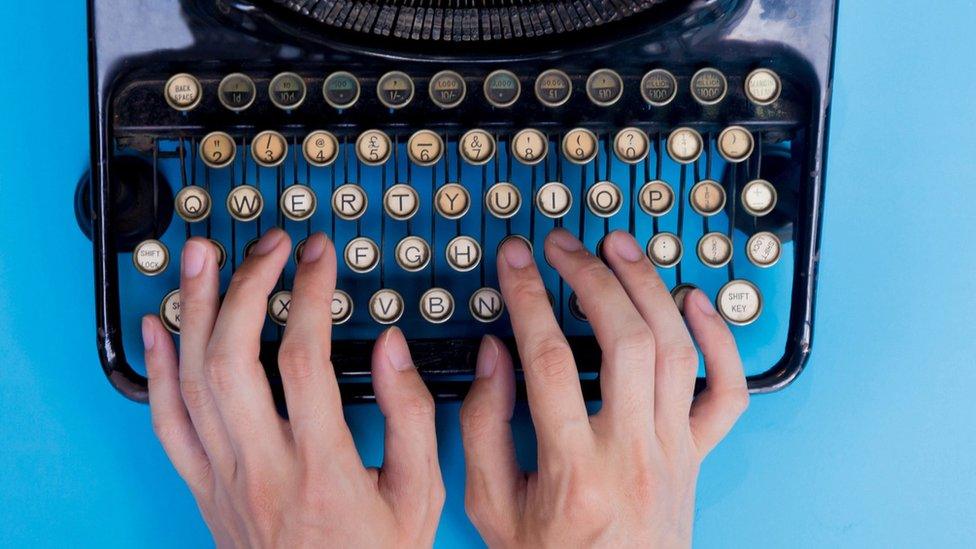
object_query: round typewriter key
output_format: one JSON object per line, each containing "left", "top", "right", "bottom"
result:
{"left": 717, "top": 279, "right": 763, "bottom": 325}
{"left": 469, "top": 287, "right": 504, "bottom": 323}
{"left": 745, "top": 68, "right": 782, "bottom": 106}
{"left": 280, "top": 184, "right": 317, "bottom": 222}
{"left": 667, "top": 127, "right": 704, "bottom": 164}
{"left": 133, "top": 239, "right": 169, "bottom": 276}
{"left": 640, "top": 68, "right": 678, "bottom": 107}
{"left": 355, "top": 129, "right": 392, "bottom": 166}
{"left": 536, "top": 181, "right": 573, "bottom": 219}
{"left": 614, "top": 127, "right": 650, "bottom": 164}
{"left": 638, "top": 180, "right": 674, "bottom": 217}
{"left": 428, "top": 70, "right": 466, "bottom": 109}
{"left": 269, "top": 72, "right": 307, "bottom": 110}
{"left": 331, "top": 184, "right": 368, "bottom": 220}
{"left": 226, "top": 184, "right": 264, "bottom": 222}
{"left": 164, "top": 73, "right": 201, "bottom": 111}
{"left": 407, "top": 129, "right": 444, "bottom": 166}
{"left": 344, "top": 236, "right": 380, "bottom": 273}
{"left": 459, "top": 129, "right": 495, "bottom": 165}
{"left": 746, "top": 231, "right": 782, "bottom": 268}
{"left": 586, "top": 181, "right": 623, "bottom": 217}
{"left": 498, "top": 235, "right": 533, "bottom": 258}
{"left": 395, "top": 235, "right": 431, "bottom": 272}
{"left": 268, "top": 290, "right": 292, "bottom": 326}
{"left": 370, "top": 289, "right": 405, "bottom": 324}
{"left": 251, "top": 130, "right": 288, "bottom": 168}
{"left": 434, "top": 183, "right": 470, "bottom": 219}
{"left": 741, "top": 179, "right": 778, "bottom": 216}
{"left": 420, "top": 288, "right": 455, "bottom": 324}
{"left": 561, "top": 128, "right": 598, "bottom": 165}
{"left": 209, "top": 239, "right": 227, "bottom": 270}
{"left": 670, "top": 284, "right": 697, "bottom": 315}
{"left": 377, "top": 71, "right": 414, "bottom": 109}
{"left": 586, "top": 68, "right": 623, "bottom": 107}
{"left": 446, "top": 235, "right": 482, "bottom": 272}
{"left": 484, "top": 69, "right": 521, "bottom": 108}
{"left": 535, "top": 69, "right": 572, "bottom": 107}
{"left": 697, "top": 232, "right": 733, "bottom": 268}
{"left": 717, "top": 126, "right": 754, "bottom": 163}
{"left": 383, "top": 183, "right": 420, "bottom": 220}
{"left": 647, "top": 232, "right": 683, "bottom": 268}
{"left": 690, "top": 67, "right": 728, "bottom": 106}
{"left": 217, "top": 73, "right": 256, "bottom": 112}
{"left": 323, "top": 71, "right": 361, "bottom": 109}
{"left": 690, "top": 179, "right": 726, "bottom": 216}
{"left": 244, "top": 237, "right": 258, "bottom": 258}
{"left": 293, "top": 237, "right": 307, "bottom": 263}
{"left": 199, "top": 131, "right": 236, "bottom": 169}
{"left": 302, "top": 130, "right": 339, "bottom": 167}
{"left": 512, "top": 128, "right": 548, "bottom": 165}
{"left": 159, "top": 289, "right": 182, "bottom": 334}
{"left": 485, "top": 182, "right": 522, "bottom": 219}
{"left": 331, "top": 290, "right": 353, "bottom": 325}
{"left": 568, "top": 292, "right": 587, "bottom": 322}
{"left": 175, "top": 185, "right": 212, "bottom": 222}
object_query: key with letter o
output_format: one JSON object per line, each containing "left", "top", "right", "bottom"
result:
{"left": 586, "top": 181, "right": 623, "bottom": 217}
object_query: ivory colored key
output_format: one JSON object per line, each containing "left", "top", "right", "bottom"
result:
{"left": 356, "top": 129, "right": 392, "bottom": 166}
{"left": 697, "top": 232, "right": 733, "bottom": 268}
{"left": 746, "top": 231, "right": 782, "bottom": 267}
{"left": 469, "top": 287, "right": 504, "bottom": 323}
{"left": 568, "top": 292, "right": 587, "bottom": 322}
{"left": 741, "top": 179, "right": 778, "bottom": 216}
{"left": 132, "top": 239, "right": 169, "bottom": 276}
{"left": 251, "top": 130, "right": 288, "bottom": 168}
{"left": 647, "top": 232, "right": 683, "bottom": 268}
{"left": 280, "top": 184, "right": 317, "bottom": 222}
{"left": 446, "top": 235, "right": 482, "bottom": 272}
{"left": 511, "top": 128, "right": 548, "bottom": 165}
{"left": 485, "top": 182, "right": 521, "bottom": 218}
{"left": 164, "top": 73, "right": 201, "bottom": 111}
{"left": 331, "top": 184, "right": 368, "bottom": 220}
{"left": 383, "top": 184, "right": 420, "bottom": 220}
{"left": 717, "top": 279, "right": 763, "bottom": 325}
{"left": 175, "top": 185, "right": 212, "bottom": 222}
{"left": 638, "top": 180, "right": 674, "bottom": 216}
{"left": 586, "top": 181, "right": 623, "bottom": 217}
{"left": 614, "top": 127, "right": 649, "bottom": 164}
{"left": 344, "top": 237, "right": 380, "bottom": 273}
{"left": 459, "top": 129, "right": 495, "bottom": 165}
{"left": 717, "top": 126, "right": 754, "bottom": 163}
{"left": 370, "top": 289, "right": 405, "bottom": 324}
{"left": 744, "top": 68, "right": 782, "bottom": 105}
{"left": 690, "top": 179, "right": 726, "bottom": 216}
{"left": 331, "top": 290, "right": 353, "bottom": 325}
{"left": 302, "top": 130, "right": 339, "bottom": 167}
{"left": 407, "top": 129, "right": 444, "bottom": 166}
{"left": 209, "top": 239, "right": 227, "bottom": 270}
{"left": 434, "top": 183, "right": 471, "bottom": 219}
{"left": 562, "top": 128, "right": 598, "bottom": 164}
{"left": 670, "top": 284, "right": 697, "bottom": 315}
{"left": 666, "top": 127, "right": 704, "bottom": 164}
{"left": 395, "top": 235, "right": 431, "bottom": 272}
{"left": 200, "top": 131, "right": 236, "bottom": 169}
{"left": 159, "top": 289, "right": 181, "bottom": 334}
{"left": 268, "top": 72, "right": 307, "bottom": 110}
{"left": 268, "top": 290, "right": 292, "bottom": 326}
{"left": 536, "top": 181, "right": 573, "bottom": 218}
{"left": 226, "top": 184, "right": 264, "bottom": 222}
{"left": 420, "top": 287, "right": 455, "bottom": 324}
{"left": 376, "top": 71, "right": 414, "bottom": 109}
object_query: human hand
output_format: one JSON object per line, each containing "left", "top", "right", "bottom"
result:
{"left": 141, "top": 229, "right": 444, "bottom": 547}
{"left": 461, "top": 229, "right": 748, "bottom": 548}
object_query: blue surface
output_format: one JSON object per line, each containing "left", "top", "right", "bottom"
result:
{"left": 1, "top": 1, "right": 975, "bottom": 547}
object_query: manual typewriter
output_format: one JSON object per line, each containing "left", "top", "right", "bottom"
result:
{"left": 78, "top": 0, "right": 837, "bottom": 402}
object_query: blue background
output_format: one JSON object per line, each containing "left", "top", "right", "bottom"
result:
{"left": 2, "top": 1, "right": 975, "bottom": 547}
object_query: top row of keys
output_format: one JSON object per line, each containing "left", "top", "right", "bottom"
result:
{"left": 164, "top": 67, "right": 782, "bottom": 113}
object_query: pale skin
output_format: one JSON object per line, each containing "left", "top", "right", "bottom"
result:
{"left": 143, "top": 227, "right": 748, "bottom": 548}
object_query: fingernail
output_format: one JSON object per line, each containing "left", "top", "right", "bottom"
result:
{"left": 252, "top": 229, "right": 284, "bottom": 256}
{"left": 549, "top": 229, "right": 583, "bottom": 252}
{"left": 181, "top": 240, "right": 207, "bottom": 278}
{"left": 300, "top": 233, "right": 327, "bottom": 263}
{"left": 141, "top": 317, "right": 155, "bottom": 351}
{"left": 384, "top": 327, "right": 414, "bottom": 372}
{"left": 502, "top": 238, "right": 533, "bottom": 269}
{"left": 692, "top": 289, "right": 719, "bottom": 318}
{"left": 611, "top": 232, "right": 643, "bottom": 262}
{"left": 475, "top": 336, "right": 500, "bottom": 379}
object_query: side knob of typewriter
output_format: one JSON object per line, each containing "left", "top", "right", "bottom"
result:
{"left": 75, "top": 156, "right": 174, "bottom": 252}
{"left": 727, "top": 144, "right": 799, "bottom": 243}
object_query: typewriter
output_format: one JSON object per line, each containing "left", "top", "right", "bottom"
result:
{"left": 78, "top": 0, "right": 837, "bottom": 403}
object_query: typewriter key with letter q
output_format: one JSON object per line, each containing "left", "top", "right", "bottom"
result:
{"left": 133, "top": 239, "right": 169, "bottom": 276}
{"left": 370, "top": 289, "right": 405, "bottom": 324}
{"left": 420, "top": 288, "right": 455, "bottom": 324}
{"left": 175, "top": 185, "right": 212, "bottom": 222}
{"left": 470, "top": 287, "right": 504, "bottom": 323}
{"left": 200, "top": 131, "right": 236, "bottom": 169}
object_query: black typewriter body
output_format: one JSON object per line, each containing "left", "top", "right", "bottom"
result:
{"left": 82, "top": 0, "right": 837, "bottom": 403}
